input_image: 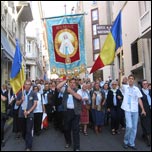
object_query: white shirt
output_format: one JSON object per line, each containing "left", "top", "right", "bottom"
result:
{"left": 43, "top": 91, "right": 49, "bottom": 104}
{"left": 67, "top": 94, "right": 74, "bottom": 109}
{"left": 121, "top": 85, "right": 143, "bottom": 112}
{"left": 34, "top": 93, "right": 43, "bottom": 113}
{"left": 77, "top": 89, "right": 90, "bottom": 105}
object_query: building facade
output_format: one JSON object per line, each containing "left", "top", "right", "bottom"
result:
{"left": 113, "top": 1, "right": 151, "bottom": 85}
{"left": 1, "top": 1, "right": 33, "bottom": 85}
{"left": 38, "top": 1, "right": 50, "bottom": 80}
{"left": 25, "top": 36, "right": 43, "bottom": 80}
{"left": 76, "top": 1, "right": 113, "bottom": 81}
{"left": 25, "top": 1, "right": 45, "bottom": 80}
{"left": 76, "top": 1, "right": 151, "bottom": 84}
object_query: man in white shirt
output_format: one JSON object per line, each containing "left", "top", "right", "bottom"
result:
{"left": 57, "top": 78, "right": 82, "bottom": 151}
{"left": 121, "top": 74, "right": 146, "bottom": 150}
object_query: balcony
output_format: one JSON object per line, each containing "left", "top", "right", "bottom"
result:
{"left": 139, "top": 10, "right": 151, "bottom": 38}
{"left": 16, "top": 1, "right": 33, "bottom": 22}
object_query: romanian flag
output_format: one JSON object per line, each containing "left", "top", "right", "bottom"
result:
{"left": 90, "top": 11, "right": 122, "bottom": 74}
{"left": 10, "top": 39, "right": 25, "bottom": 95}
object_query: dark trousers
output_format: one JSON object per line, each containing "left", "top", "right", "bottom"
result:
{"left": 140, "top": 112, "right": 151, "bottom": 135}
{"left": 12, "top": 109, "right": 21, "bottom": 133}
{"left": 63, "top": 109, "right": 80, "bottom": 150}
{"left": 55, "top": 111, "right": 64, "bottom": 132}
{"left": 1, "top": 113, "right": 7, "bottom": 142}
{"left": 19, "top": 117, "right": 34, "bottom": 149}
{"left": 110, "top": 107, "right": 121, "bottom": 131}
{"left": 34, "top": 113, "right": 43, "bottom": 134}
{"left": 45, "top": 104, "right": 54, "bottom": 122}
{"left": 120, "top": 109, "right": 125, "bottom": 128}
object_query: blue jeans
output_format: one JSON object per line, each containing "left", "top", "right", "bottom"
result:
{"left": 124, "top": 111, "right": 138, "bottom": 146}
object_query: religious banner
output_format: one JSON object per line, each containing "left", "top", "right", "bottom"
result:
{"left": 44, "top": 14, "right": 86, "bottom": 78}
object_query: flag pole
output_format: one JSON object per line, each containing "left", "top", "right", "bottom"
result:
{"left": 119, "top": 47, "right": 123, "bottom": 87}
{"left": 20, "top": 66, "right": 24, "bottom": 95}
{"left": 119, "top": 2, "right": 127, "bottom": 87}
{"left": 20, "top": 65, "right": 27, "bottom": 118}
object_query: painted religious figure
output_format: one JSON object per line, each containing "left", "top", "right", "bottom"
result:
{"left": 59, "top": 33, "right": 74, "bottom": 55}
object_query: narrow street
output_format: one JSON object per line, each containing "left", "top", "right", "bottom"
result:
{"left": 1, "top": 119, "right": 151, "bottom": 151}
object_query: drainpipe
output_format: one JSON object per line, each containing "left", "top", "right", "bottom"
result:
{"left": 142, "top": 39, "right": 146, "bottom": 79}
{"left": 23, "top": 22, "right": 28, "bottom": 79}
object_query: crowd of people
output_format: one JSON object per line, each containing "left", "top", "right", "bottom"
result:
{"left": 1, "top": 74, "right": 151, "bottom": 151}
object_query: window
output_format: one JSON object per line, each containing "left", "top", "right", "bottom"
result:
{"left": 93, "top": 24, "right": 98, "bottom": 36}
{"left": 93, "top": 38, "right": 100, "bottom": 50}
{"left": 139, "top": 1, "right": 150, "bottom": 16}
{"left": 131, "top": 41, "right": 139, "bottom": 66}
{"left": 26, "top": 65, "right": 30, "bottom": 79}
{"left": 92, "top": 9, "right": 98, "bottom": 21}
{"left": 27, "top": 40, "right": 32, "bottom": 54}
{"left": 91, "top": 8, "right": 99, "bottom": 60}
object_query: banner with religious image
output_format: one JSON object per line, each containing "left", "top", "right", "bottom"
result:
{"left": 45, "top": 14, "right": 86, "bottom": 78}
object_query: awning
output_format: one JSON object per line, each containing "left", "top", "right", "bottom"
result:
{"left": 1, "top": 30, "right": 14, "bottom": 61}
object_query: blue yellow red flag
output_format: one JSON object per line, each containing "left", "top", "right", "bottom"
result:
{"left": 90, "top": 11, "right": 122, "bottom": 73}
{"left": 10, "top": 39, "right": 25, "bottom": 94}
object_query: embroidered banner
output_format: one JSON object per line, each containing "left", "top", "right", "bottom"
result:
{"left": 45, "top": 14, "right": 86, "bottom": 77}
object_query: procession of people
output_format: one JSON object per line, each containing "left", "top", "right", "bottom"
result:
{"left": 1, "top": 75, "right": 151, "bottom": 151}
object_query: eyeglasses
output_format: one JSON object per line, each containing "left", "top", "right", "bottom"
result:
{"left": 112, "top": 84, "right": 117, "bottom": 85}
{"left": 143, "top": 83, "right": 148, "bottom": 85}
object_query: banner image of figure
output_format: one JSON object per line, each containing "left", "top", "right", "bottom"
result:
{"left": 59, "top": 33, "right": 74, "bottom": 55}
{"left": 45, "top": 14, "right": 87, "bottom": 76}
{"left": 53, "top": 24, "right": 79, "bottom": 63}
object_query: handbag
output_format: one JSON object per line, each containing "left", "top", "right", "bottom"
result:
{"left": 41, "top": 113, "right": 48, "bottom": 129}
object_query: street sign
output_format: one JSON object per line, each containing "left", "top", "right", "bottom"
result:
{"left": 96, "top": 25, "right": 112, "bottom": 35}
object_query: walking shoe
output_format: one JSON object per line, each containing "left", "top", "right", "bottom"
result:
{"left": 128, "top": 145, "right": 137, "bottom": 150}
{"left": 83, "top": 131, "right": 88, "bottom": 136}
{"left": 1, "top": 140, "right": 5, "bottom": 147}
{"left": 121, "top": 127, "right": 125, "bottom": 131}
{"left": 25, "top": 148, "right": 31, "bottom": 151}
{"left": 146, "top": 135, "right": 151, "bottom": 146}
{"left": 75, "top": 149, "right": 80, "bottom": 151}
{"left": 115, "top": 130, "right": 120, "bottom": 134}
{"left": 65, "top": 143, "right": 71, "bottom": 148}
{"left": 123, "top": 143, "right": 128, "bottom": 149}
{"left": 15, "top": 134, "right": 21, "bottom": 139}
